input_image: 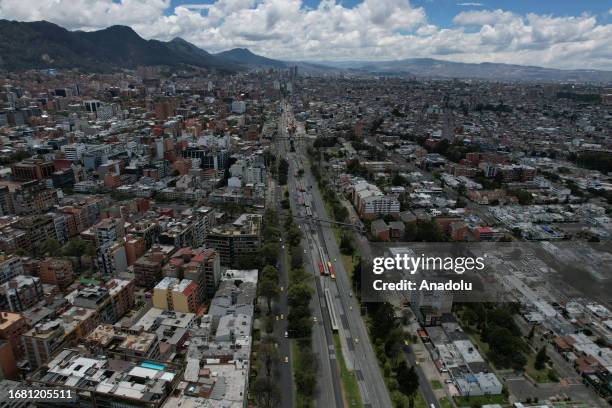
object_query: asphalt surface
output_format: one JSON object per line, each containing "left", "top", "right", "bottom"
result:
{"left": 403, "top": 345, "right": 440, "bottom": 408}
{"left": 278, "top": 103, "right": 344, "bottom": 408}
{"left": 272, "top": 143, "right": 294, "bottom": 408}
{"left": 283, "top": 102, "right": 393, "bottom": 408}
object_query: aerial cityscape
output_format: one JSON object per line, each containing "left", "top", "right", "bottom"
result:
{"left": 0, "top": 1, "right": 610, "bottom": 408}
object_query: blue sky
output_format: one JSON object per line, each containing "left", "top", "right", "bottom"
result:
{"left": 2, "top": 0, "right": 611, "bottom": 69}
{"left": 411, "top": 0, "right": 612, "bottom": 26}
{"left": 169, "top": 0, "right": 612, "bottom": 26}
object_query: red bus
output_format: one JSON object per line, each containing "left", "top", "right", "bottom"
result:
{"left": 327, "top": 262, "right": 335, "bottom": 279}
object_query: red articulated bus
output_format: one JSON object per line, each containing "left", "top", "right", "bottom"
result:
{"left": 327, "top": 261, "right": 335, "bottom": 279}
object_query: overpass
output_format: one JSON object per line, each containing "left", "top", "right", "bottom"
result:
{"left": 281, "top": 213, "right": 365, "bottom": 233}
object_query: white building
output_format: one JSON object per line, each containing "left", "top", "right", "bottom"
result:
{"left": 62, "top": 143, "right": 86, "bottom": 162}
{"left": 231, "top": 100, "right": 246, "bottom": 114}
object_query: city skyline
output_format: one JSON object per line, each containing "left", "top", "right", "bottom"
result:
{"left": 0, "top": 0, "right": 611, "bottom": 70}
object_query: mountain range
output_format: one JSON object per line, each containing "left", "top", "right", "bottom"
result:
{"left": 319, "top": 59, "right": 612, "bottom": 83}
{"left": 1, "top": 19, "right": 611, "bottom": 82}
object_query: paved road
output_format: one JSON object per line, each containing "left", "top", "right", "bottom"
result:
{"left": 279, "top": 102, "right": 344, "bottom": 408}
{"left": 289, "top": 110, "right": 392, "bottom": 408}
{"left": 403, "top": 345, "right": 440, "bottom": 408}
{"left": 272, "top": 138, "right": 294, "bottom": 408}
{"left": 314, "top": 131, "right": 442, "bottom": 407}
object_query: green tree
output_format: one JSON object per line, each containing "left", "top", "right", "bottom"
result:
{"left": 258, "top": 278, "right": 279, "bottom": 315}
{"left": 392, "top": 174, "right": 407, "bottom": 186}
{"left": 514, "top": 189, "right": 534, "bottom": 205}
{"left": 535, "top": 346, "right": 548, "bottom": 370}
{"left": 260, "top": 243, "right": 279, "bottom": 266}
{"left": 396, "top": 360, "right": 419, "bottom": 397}
{"left": 41, "top": 238, "right": 61, "bottom": 257}
{"left": 278, "top": 158, "right": 289, "bottom": 185}
{"left": 288, "top": 314, "right": 312, "bottom": 338}
{"left": 288, "top": 283, "right": 312, "bottom": 307}
{"left": 339, "top": 233, "right": 354, "bottom": 255}
{"left": 252, "top": 377, "right": 281, "bottom": 408}
{"left": 261, "top": 265, "right": 279, "bottom": 283}
{"left": 370, "top": 302, "right": 397, "bottom": 340}
{"left": 286, "top": 225, "right": 303, "bottom": 247}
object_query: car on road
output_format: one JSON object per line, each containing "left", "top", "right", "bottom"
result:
{"left": 313, "top": 316, "right": 317, "bottom": 322}
{"left": 284, "top": 331, "right": 288, "bottom": 338}
{"left": 284, "top": 356, "right": 289, "bottom": 363}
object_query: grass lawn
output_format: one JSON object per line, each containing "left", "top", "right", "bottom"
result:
{"left": 454, "top": 394, "right": 508, "bottom": 407}
{"left": 342, "top": 253, "right": 355, "bottom": 281}
{"left": 525, "top": 353, "right": 559, "bottom": 383}
{"left": 333, "top": 334, "right": 363, "bottom": 408}
{"left": 439, "top": 397, "right": 453, "bottom": 408}
{"left": 431, "top": 379, "right": 443, "bottom": 390}
{"left": 413, "top": 392, "right": 428, "bottom": 408}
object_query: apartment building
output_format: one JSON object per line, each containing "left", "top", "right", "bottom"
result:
{"left": 152, "top": 277, "right": 199, "bottom": 313}
{"left": 205, "top": 214, "right": 262, "bottom": 266}
{"left": 68, "top": 279, "right": 135, "bottom": 324}
{"left": 164, "top": 247, "right": 221, "bottom": 302}
{"left": 21, "top": 318, "right": 77, "bottom": 369}
{"left": 38, "top": 258, "right": 74, "bottom": 291}
{"left": 0, "top": 275, "right": 44, "bottom": 312}
{"left": 0, "top": 311, "right": 29, "bottom": 360}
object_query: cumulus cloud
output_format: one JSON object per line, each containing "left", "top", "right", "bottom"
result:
{"left": 0, "top": 0, "right": 610, "bottom": 70}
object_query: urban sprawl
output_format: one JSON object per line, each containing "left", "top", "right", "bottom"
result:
{"left": 0, "top": 66, "right": 610, "bottom": 408}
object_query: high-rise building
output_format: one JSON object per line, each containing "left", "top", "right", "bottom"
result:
{"left": 164, "top": 247, "right": 221, "bottom": 302}
{"left": 0, "top": 312, "right": 29, "bottom": 361}
{"left": 133, "top": 247, "right": 172, "bottom": 289}
{"left": 10, "top": 159, "right": 55, "bottom": 181}
{"left": 69, "top": 279, "right": 135, "bottom": 324}
{"left": 205, "top": 214, "right": 262, "bottom": 266}
{"left": 61, "top": 143, "right": 86, "bottom": 162}
{"left": 0, "top": 275, "right": 44, "bottom": 312}
{"left": 22, "top": 318, "right": 77, "bottom": 369}
{"left": 0, "top": 255, "right": 23, "bottom": 285}
{"left": 39, "top": 258, "right": 74, "bottom": 291}
{"left": 152, "top": 277, "right": 199, "bottom": 313}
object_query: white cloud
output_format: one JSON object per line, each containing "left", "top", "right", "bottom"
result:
{"left": 0, "top": 0, "right": 170, "bottom": 31}
{"left": 457, "top": 3, "right": 483, "bottom": 7}
{"left": 0, "top": 0, "right": 610, "bottom": 70}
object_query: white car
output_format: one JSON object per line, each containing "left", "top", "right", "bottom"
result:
{"left": 284, "top": 331, "right": 288, "bottom": 338}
